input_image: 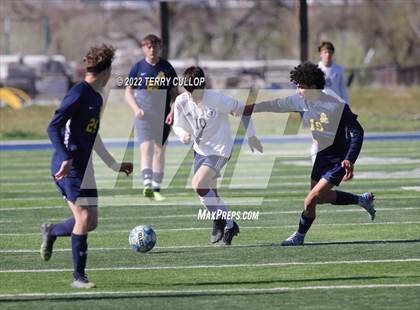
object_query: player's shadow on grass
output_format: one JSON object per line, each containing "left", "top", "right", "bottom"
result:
{"left": 303, "top": 239, "right": 420, "bottom": 246}
{"left": 0, "top": 290, "right": 288, "bottom": 303}
{"left": 176, "top": 275, "right": 417, "bottom": 287}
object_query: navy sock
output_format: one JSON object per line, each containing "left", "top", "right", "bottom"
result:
{"left": 332, "top": 191, "right": 359, "bottom": 205}
{"left": 50, "top": 218, "right": 75, "bottom": 237}
{"left": 298, "top": 212, "right": 315, "bottom": 234}
{"left": 71, "top": 233, "right": 88, "bottom": 279}
{"left": 152, "top": 172, "right": 164, "bottom": 192}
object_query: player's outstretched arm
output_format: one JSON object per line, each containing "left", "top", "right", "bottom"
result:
{"left": 94, "top": 134, "right": 133, "bottom": 176}
{"left": 228, "top": 99, "right": 263, "bottom": 153}
{"left": 242, "top": 95, "right": 300, "bottom": 116}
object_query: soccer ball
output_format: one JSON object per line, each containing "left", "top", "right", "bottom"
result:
{"left": 128, "top": 225, "right": 156, "bottom": 253}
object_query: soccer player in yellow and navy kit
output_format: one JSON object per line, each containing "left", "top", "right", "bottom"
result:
{"left": 125, "top": 34, "right": 178, "bottom": 201}
{"left": 243, "top": 62, "right": 376, "bottom": 246}
{"left": 41, "top": 44, "right": 133, "bottom": 288}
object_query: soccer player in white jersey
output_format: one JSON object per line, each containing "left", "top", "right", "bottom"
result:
{"left": 173, "top": 66, "right": 263, "bottom": 245}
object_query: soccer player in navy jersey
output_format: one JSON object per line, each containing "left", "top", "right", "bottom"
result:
{"left": 41, "top": 44, "right": 133, "bottom": 288}
{"left": 242, "top": 62, "right": 376, "bottom": 246}
{"left": 309, "top": 41, "right": 350, "bottom": 164}
{"left": 125, "top": 34, "right": 178, "bottom": 201}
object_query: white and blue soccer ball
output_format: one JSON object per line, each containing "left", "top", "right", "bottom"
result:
{"left": 129, "top": 225, "right": 156, "bottom": 253}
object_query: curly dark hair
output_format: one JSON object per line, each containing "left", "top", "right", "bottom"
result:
{"left": 83, "top": 44, "right": 115, "bottom": 74}
{"left": 290, "top": 61, "right": 325, "bottom": 89}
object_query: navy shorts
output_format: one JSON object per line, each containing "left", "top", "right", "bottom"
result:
{"left": 54, "top": 172, "right": 98, "bottom": 207}
{"left": 311, "top": 156, "right": 346, "bottom": 186}
{"left": 135, "top": 117, "right": 171, "bottom": 146}
{"left": 193, "top": 152, "right": 229, "bottom": 178}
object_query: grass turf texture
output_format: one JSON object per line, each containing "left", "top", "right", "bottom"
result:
{"left": 0, "top": 139, "right": 419, "bottom": 309}
{"left": 0, "top": 87, "right": 419, "bottom": 139}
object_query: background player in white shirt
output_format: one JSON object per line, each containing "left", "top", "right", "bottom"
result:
{"left": 318, "top": 41, "right": 349, "bottom": 104}
{"left": 173, "top": 66, "right": 263, "bottom": 245}
{"left": 313, "top": 41, "right": 350, "bottom": 163}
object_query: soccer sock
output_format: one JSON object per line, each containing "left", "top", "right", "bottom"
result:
{"left": 297, "top": 212, "right": 315, "bottom": 234}
{"left": 199, "top": 190, "right": 233, "bottom": 229}
{"left": 142, "top": 168, "right": 153, "bottom": 187}
{"left": 152, "top": 172, "right": 164, "bottom": 192}
{"left": 332, "top": 191, "right": 359, "bottom": 205}
{"left": 217, "top": 197, "right": 233, "bottom": 229}
{"left": 50, "top": 217, "right": 75, "bottom": 237}
{"left": 71, "top": 233, "right": 88, "bottom": 279}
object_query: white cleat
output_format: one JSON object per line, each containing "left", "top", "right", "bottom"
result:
{"left": 359, "top": 192, "right": 376, "bottom": 221}
{"left": 71, "top": 275, "right": 96, "bottom": 289}
{"left": 281, "top": 231, "right": 305, "bottom": 246}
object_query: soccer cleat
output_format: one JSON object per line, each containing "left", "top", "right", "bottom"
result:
{"left": 221, "top": 221, "right": 240, "bottom": 245}
{"left": 359, "top": 192, "right": 376, "bottom": 221}
{"left": 143, "top": 185, "right": 154, "bottom": 198}
{"left": 71, "top": 275, "right": 96, "bottom": 289}
{"left": 211, "top": 219, "right": 226, "bottom": 243}
{"left": 40, "top": 223, "right": 56, "bottom": 261}
{"left": 281, "top": 231, "right": 305, "bottom": 246}
{"left": 153, "top": 191, "right": 166, "bottom": 201}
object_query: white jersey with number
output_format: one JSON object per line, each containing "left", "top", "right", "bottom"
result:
{"left": 173, "top": 90, "right": 255, "bottom": 158}
{"left": 318, "top": 61, "right": 349, "bottom": 105}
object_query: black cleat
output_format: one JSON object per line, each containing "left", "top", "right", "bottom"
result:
{"left": 211, "top": 219, "right": 226, "bottom": 243}
{"left": 40, "top": 223, "right": 56, "bottom": 261}
{"left": 222, "top": 221, "right": 240, "bottom": 246}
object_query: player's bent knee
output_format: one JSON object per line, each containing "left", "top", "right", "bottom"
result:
{"left": 195, "top": 187, "right": 210, "bottom": 197}
{"left": 192, "top": 177, "right": 207, "bottom": 195}
{"left": 304, "top": 193, "right": 319, "bottom": 208}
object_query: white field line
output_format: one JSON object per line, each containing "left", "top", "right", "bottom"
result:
{"left": 1, "top": 221, "right": 420, "bottom": 237}
{"left": 2, "top": 187, "right": 420, "bottom": 202}
{"left": 2, "top": 160, "right": 420, "bottom": 174}
{"left": 1, "top": 284, "right": 420, "bottom": 299}
{"left": 0, "top": 198, "right": 264, "bottom": 208}
{"left": 0, "top": 199, "right": 419, "bottom": 212}
{"left": 0, "top": 181, "right": 312, "bottom": 193}
{"left": 1, "top": 258, "right": 420, "bottom": 274}
{"left": 2, "top": 208, "right": 420, "bottom": 223}
{"left": 1, "top": 238, "right": 419, "bottom": 254}
{"left": 1, "top": 177, "right": 418, "bottom": 190}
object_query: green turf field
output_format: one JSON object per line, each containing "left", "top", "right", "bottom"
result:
{"left": 0, "top": 139, "right": 419, "bottom": 309}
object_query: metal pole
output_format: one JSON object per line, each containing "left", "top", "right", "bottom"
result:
{"left": 160, "top": 1, "right": 169, "bottom": 59}
{"left": 4, "top": 16, "right": 11, "bottom": 55}
{"left": 299, "top": 0, "right": 308, "bottom": 62}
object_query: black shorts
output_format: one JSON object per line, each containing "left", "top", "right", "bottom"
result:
{"left": 311, "top": 156, "right": 346, "bottom": 186}
{"left": 54, "top": 170, "right": 98, "bottom": 207}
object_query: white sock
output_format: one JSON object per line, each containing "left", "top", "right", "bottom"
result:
{"left": 152, "top": 180, "right": 160, "bottom": 189}
{"left": 199, "top": 190, "right": 233, "bottom": 229}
